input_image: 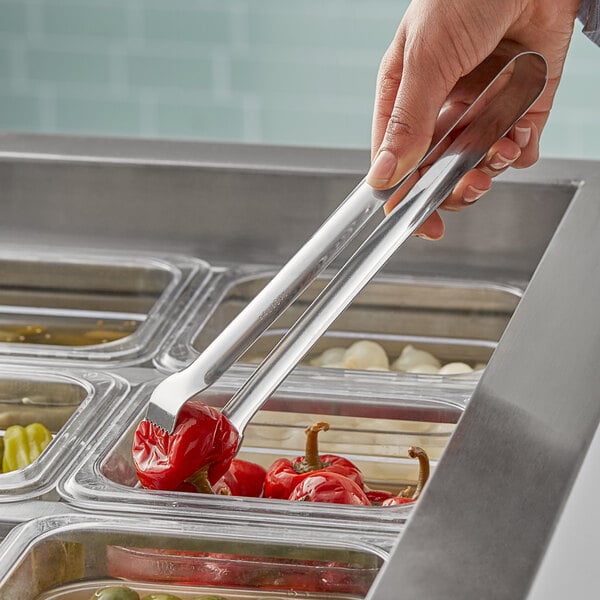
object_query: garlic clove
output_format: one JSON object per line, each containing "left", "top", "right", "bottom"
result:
{"left": 438, "top": 362, "right": 474, "bottom": 375}
{"left": 392, "top": 344, "right": 441, "bottom": 372}
{"left": 310, "top": 346, "right": 346, "bottom": 367}
{"left": 343, "top": 340, "right": 389, "bottom": 370}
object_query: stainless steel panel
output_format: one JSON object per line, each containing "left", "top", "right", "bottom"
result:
{"left": 367, "top": 172, "right": 600, "bottom": 598}
{"left": 0, "top": 134, "right": 580, "bottom": 284}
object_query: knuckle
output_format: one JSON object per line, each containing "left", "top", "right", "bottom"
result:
{"left": 385, "top": 106, "right": 420, "bottom": 142}
{"left": 377, "top": 72, "right": 400, "bottom": 99}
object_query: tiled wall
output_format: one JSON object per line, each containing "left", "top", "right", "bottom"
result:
{"left": 1, "top": 0, "right": 599, "bottom": 159}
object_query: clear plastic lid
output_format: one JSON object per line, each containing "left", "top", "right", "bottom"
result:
{"left": 0, "top": 365, "right": 129, "bottom": 501}
{"left": 0, "top": 513, "right": 386, "bottom": 598}
{"left": 155, "top": 267, "right": 522, "bottom": 380}
{"left": 59, "top": 367, "right": 472, "bottom": 542}
{"left": 0, "top": 245, "right": 211, "bottom": 367}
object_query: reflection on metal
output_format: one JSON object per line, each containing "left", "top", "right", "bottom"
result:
{"left": 367, "top": 178, "right": 600, "bottom": 598}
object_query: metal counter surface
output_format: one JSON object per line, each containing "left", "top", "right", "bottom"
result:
{"left": 0, "top": 133, "right": 585, "bottom": 284}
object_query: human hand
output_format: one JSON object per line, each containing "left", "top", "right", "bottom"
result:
{"left": 367, "top": 0, "right": 581, "bottom": 239}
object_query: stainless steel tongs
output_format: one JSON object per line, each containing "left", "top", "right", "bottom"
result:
{"left": 145, "top": 46, "right": 548, "bottom": 438}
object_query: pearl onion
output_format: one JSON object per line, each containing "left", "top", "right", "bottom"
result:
{"left": 310, "top": 347, "right": 346, "bottom": 367}
{"left": 392, "top": 344, "right": 441, "bottom": 372}
{"left": 343, "top": 340, "right": 389, "bottom": 370}
{"left": 438, "top": 362, "right": 474, "bottom": 375}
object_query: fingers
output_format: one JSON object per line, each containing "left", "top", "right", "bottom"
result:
{"left": 383, "top": 119, "right": 527, "bottom": 238}
{"left": 443, "top": 117, "right": 538, "bottom": 209}
{"left": 510, "top": 118, "right": 539, "bottom": 168}
{"left": 479, "top": 136, "right": 522, "bottom": 177}
{"left": 445, "top": 170, "right": 492, "bottom": 209}
{"left": 414, "top": 210, "right": 445, "bottom": 241}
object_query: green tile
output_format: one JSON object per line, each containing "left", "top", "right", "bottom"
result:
{"left": 542, "top": 113, "right": 600, "bottom": 160}
{"left": 246, "top": 0, "right": 407, "bottom": 17}
{"left": 127, "top": 52, "right": 212, "bottom": 90}
{"left": 571, "top": 23, "right": 600, "bottom": 59}
{"left": 261, "top": 105, "right": 371, "bottom": 148}
{"left": 0, "top": 45, "right": 11, "bottom": 81}
{"left": 0, "top": 93, "right": 42, "bottom": 130}
{"left": 231, "top": 56, "right": 375, "bottom": 98}
{"left": 144, "top": 6, "right": 230, "bottom": 46}
{"left": 40, "top": 1, "right": 129, "bottom": 39}
{"left": 27, "top": 47, "right": 111, "bottom": 85}
{"left": 155, "top": 102, "right": 244, "bottom": 141}
{"left": 0, "top": 1, "right": 27, "bottom": 34}
{"left": 55, "top": 96, "right": 142, "bottom": 135}
{"left": 246, "top": 10, "right": 398, "bottom": 53}
{"left": 553, "top": 70, "right": 600, "bottom": 109}
{"left": 1, "top": 0, "right": 597, "bottom": 157}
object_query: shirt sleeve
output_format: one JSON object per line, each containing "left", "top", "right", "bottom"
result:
{"left": 578, "top": 0, "right": 600, "bottom": 46}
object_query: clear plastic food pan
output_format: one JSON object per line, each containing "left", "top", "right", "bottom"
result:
{"left": 0, "top": 365, "right": 129, "bottom": 501}
{"left": 156, "top": 269, "right": 522, "bottom": 379}
{"left": 59, "top": 371, "right": 470, "bottom": 539}
{"left": 0, "top": 246, "right": 211, "bottom": 367}
{"left": 0, "top": 514, "right": 386, "bottom": 598}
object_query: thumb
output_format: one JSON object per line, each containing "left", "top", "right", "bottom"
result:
{"left": 367, "top": 39, "right": 458, "bottom": 190}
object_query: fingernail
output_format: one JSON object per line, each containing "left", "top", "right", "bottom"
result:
{"left": 463, "top": 185, "right": 487, "bottom": 203}
{"left": 367, "top": 150, "right": 398, "bottom": 187}
{"left": 414, "top": 232, "right": 435, "bottom": 240}
{"left": 514, "top": 126, "right": 531, "bottom": 148}
{"left": 488, "top": 152, "right": 516, "bottom": 171}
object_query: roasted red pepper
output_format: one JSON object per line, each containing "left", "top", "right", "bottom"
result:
{"left": 213, "top": 458, "right": 267, "bottom": 497}
{"left": 381, "top": 446, "right": 430, "bottom": 506}
{"left": 132, "top": 400, "right": 239, "bottom": 492}
{"left": 364, "top": 487, "right": 396, "bottom": 505}
{"left": 106, "top": 546, "right": 372, "bottom": 594}
{"left": 288, "top": 471, "right": 371, "bottom": 505}
{"left": 263, "top": 421, "right": 364, "bottom": 499}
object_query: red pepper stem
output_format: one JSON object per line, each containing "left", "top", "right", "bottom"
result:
{"left": 301, "top": 421, "right": 330, "bottom": 471}
{"left": 407, "top": 446, "right": 430, "bottom": 500}
{"left": 185, "top": 466, "right": 215, "bottom": 494}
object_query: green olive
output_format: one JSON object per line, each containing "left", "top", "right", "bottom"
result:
{"left": 91, "top": 586, "right": 140, "bottom": 600}
{"left": 140, "top": 595, "right": 183, "bottom": 600}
